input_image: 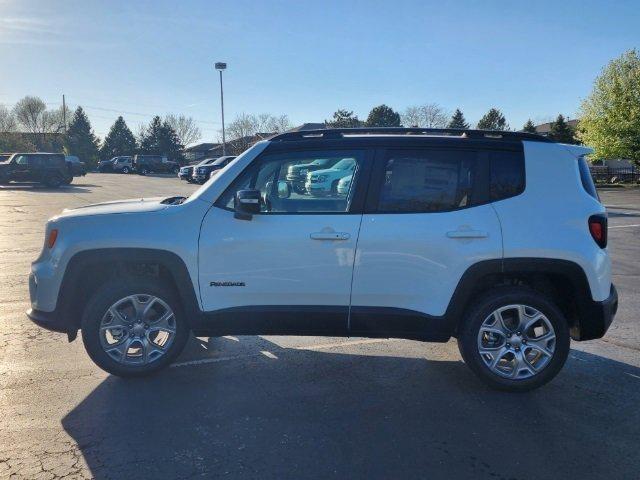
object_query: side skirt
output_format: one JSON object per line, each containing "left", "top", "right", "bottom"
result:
{"left": 191, "top": 305, "right": 453, "bottom": 342}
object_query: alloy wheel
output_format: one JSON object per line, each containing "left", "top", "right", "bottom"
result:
{"left": 477, "top": 304, "right": 556, "bottom": 379}
{"left": 99, "top": 294, "right": 176, "bottom": 366}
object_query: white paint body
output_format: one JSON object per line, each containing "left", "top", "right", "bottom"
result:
{"left": 30, "top": 139, "right": 611, "bottom": 321}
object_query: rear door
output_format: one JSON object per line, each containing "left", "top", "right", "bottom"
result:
{"left": 350, "top": 146, "right": 503, "bottom": 338}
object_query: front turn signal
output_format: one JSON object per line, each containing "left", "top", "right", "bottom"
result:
{"left": 47, "top": 229, "right": 58, "bottom": 249}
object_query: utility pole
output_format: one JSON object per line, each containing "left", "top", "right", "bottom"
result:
{"left": 62, "top": 94, "right": 67, "bottom": 132}
{"left": 215, "top": 62, "right": 227, "bottom": 156}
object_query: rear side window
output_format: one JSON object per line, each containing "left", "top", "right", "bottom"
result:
{"left": 490, "top": 150, "right": 525, "bottom": 201}
{"left": 377, "top": 150, "right": 476, "bottom": 213}
{"left": 578, "top": 156, "right": 600, "bottom": 201}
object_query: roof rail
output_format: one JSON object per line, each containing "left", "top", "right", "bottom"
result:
{"left": 270, "top": 127, "right": 553, "bottom": 143}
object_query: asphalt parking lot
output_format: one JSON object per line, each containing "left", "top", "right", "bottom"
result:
{"left": 0, "top": 174, "right": 639, "bottom": 479}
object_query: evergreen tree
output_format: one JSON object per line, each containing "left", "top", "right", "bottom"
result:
{"left": 448, "top": 109, "right": 469, "bottom": 129}
{"left": 522, "top": 119, "right": 537, "bottom": 133}
{"left": 549, "top": 114, "right": 576, "bottom": 144}
{"left": 477, "top": 108, "right": 509, "bottom": 131}
{"left": 100, "top": 116, "right": 136, "bottom": 159}
{"left": 64, "top": 107, "right": 100, "bottom": 168}
{"left": 365, "top": 104, "right": 401, "bottom": 127}
{"left": 139, "top": 116, "right": 184, "bottom": 162}
{"left": 325, "top": 109, "right": 363, "bottom": 128}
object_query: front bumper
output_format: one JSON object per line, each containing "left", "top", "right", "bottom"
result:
{"left": 193, "top": 174, "right": 208, "bottom": 182}
{"left": 26, "top": 308, "right": 69, "bottom": 334}
{"left": 573, "top": 284, "right": 618, "bottom": 341}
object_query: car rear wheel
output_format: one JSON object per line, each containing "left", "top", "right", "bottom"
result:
{"left": 122, "top": 166, "right": 130, "bottom": 174}
{"left": 81, "top": 278, "right": 189, "bottom": 377}
{"left": 457, "top": 286, "right": 570, "bottom": 392}
{"left": 44, "top": 174, "right": 62, "bottom": 188}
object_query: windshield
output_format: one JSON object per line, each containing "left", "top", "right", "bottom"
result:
{"left": 332, "top": 158, "right": 356, "bottom": 170}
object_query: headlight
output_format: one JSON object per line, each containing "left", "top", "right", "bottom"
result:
{"left": 315, "top": 175, "right": 327, "bottom": 182}
{"left": 299, "top": 169, "right": 308, "bottom": 175}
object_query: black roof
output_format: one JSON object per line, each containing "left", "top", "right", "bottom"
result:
{"left": 270, "top": 127, "right": 552, "bottom": 144}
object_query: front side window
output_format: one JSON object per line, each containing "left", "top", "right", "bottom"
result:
{"left": 217, "top": 149, "right": 365, "bottom": 213}
{"left": 378, "top": 149, "right": 476, "bottom": 213}
{"left": 14, "top": 155, "right": 28, "bottom": 165}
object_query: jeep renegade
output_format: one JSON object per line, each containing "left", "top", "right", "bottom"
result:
{"left": 27, "top": 128, "right": 617, "bottom": 391}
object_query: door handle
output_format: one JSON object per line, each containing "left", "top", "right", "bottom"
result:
{"left": 446, "top": 230, "right": 488, "bottom": 239}
{"left": 310, "top": 232, "right": 351, "bottom": 240}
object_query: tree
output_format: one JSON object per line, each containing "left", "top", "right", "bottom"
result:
{"left": 255, "top": 113, "right": 292, "bottom": 133}
{"left": 12, "top": 96, "right": 67, "bottom": 150}
{"left": 549, "top": 114, "right": 577, "bottom": 144}
{"left": 139, "top": 116, "right": 184, "bottom": 162}
{"left": 579, "top": 49, "right": 640, "bottom": 162}
{"left": 64, "top": 107, "right": 100, "bottom": 167}
{"left": 522, "top": 119, "right": 537, "bottom": 133}
{"left": 0, "top": 106, "right": 17, "bottom": 133}
{"left": 0, "top": 106, "right": 35, "bottom": 152}
{"left": 402, "top": 103, "right": 448, "bottom": 128}
{"left": 325, "top": 109, "right": 363, "bottom": 128}
{"left": 477, "top": 108, "right": 509, "bottom": 131}
{"left": 100, "top": 116, "right": 137, "bottom": 159}
{"left": 366, "top": 104, "right": 401, "bottom": 127}
{"left": 448, "top": 109, "right": 470, "bottom": 129}
{"left": 164, "top": 114, "right": 202, "bottom": 146}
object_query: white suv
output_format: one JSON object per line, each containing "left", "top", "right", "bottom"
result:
{"left": 305, "top": 157, "right": 357, "bottom": 196}
{"left": 27, "top": 128, "right": 617, "bottom": 391}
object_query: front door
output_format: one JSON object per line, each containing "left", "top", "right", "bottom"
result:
{"left": 198, "top": 148, "right": 370, "bottom": 335}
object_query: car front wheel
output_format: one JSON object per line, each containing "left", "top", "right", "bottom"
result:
{"left": 81, "top": 278, "right": 189, "bottom": 377}
{"left": 457, "top": 286, "right": 570, "bottom": 392}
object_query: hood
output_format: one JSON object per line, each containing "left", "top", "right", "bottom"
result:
{"left": 310, "top": 166, "right": 351, "bottom": 177}
{"left": 55, "top": 197, "right": 169, "bottom": 219}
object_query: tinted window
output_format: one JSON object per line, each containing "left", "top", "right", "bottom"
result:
{"left": 378, "top": 150, "right": 475, "bottom": 213}
{"left": 578, "top": 156, "right": 599, "bottom": 201}
{"left": 217, "top": 150, "right": 364, "bottom": 213}
{"left": 490, "top": 150, "right": 525, "bottom": 201}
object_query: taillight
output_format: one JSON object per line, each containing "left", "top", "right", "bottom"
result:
{"left": 588, "top": 215, "right": 607, "bottom": 248}
{"left": 47, "top": 229, "right": 58, "bottom": 249}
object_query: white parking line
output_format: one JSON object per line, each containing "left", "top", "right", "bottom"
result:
{"left": 624, "top": 372, "right": 640, "bottom": 380}
{"left": 261, "top": 351, "right": 278, "bottom": 359}
{"left": 292, "top": 338, "right": 390, "bottom": 351}
{"left": 609, "top": 224, "right": 640, "bottom": 229}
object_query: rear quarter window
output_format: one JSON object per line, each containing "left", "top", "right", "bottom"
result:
{"left": 490, "top": 150, "right": 525, "bottom": 201}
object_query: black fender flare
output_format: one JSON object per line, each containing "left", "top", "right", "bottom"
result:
{"left": 58, "top": 248, "right": 201, "bottom": 330}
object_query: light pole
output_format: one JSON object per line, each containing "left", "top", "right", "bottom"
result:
{"left": 215, "top": 62, "right": 227, "bottom": 155}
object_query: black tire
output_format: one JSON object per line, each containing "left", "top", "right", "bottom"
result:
{"left": 330, "top": 180, "right": 339, "bottom": 195}
{"left": 62, "top": 173, "right": 73, "bottom": 185}
{"left": 139, "top": 168, "right": 148, "bottom": 176}
{"left": 44, "top": 174, "right": 62, "bottom": 188}
{"left": 122, "top": 166, "right": 130, "bottom": 174}
{"left": 81, "top": 278, "right": 189, "bottom": 377}
{"left": 457, "top": 286, "right": 570, "bottom": 392}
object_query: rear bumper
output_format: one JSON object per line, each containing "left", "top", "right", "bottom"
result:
{"left": 573, "top": 284, "right": 618, "bottom": 341}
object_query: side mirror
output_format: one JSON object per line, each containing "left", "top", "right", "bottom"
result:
{"left": 234, "top": 189, "right": 261, "bottom": 220}
{"left": 277, "top": 180, "right": 291, "bottom": 199}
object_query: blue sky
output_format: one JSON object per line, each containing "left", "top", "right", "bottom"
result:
{"left": 1, "top": 0, "right": 638, "bottom": 142}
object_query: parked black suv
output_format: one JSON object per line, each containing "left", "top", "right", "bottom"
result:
{"left": 133, "top": 155, "right": 180, "bottom": 175}
{"left": 0, "top": 153, "right": 70, "bottom": 187}
{"left": 192, "top": 156, "right": 236, "bottom": 184}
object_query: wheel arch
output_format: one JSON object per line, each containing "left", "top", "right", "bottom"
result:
{"left": 446, "top": 258, "right": 595, "bottom": 340}
{"left": 58, "top": 248, "right": 201, "bottom": 338}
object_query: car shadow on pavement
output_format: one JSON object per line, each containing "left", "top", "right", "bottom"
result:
{"left": 61, "top": 337, "right": 640, "bottom": 480}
